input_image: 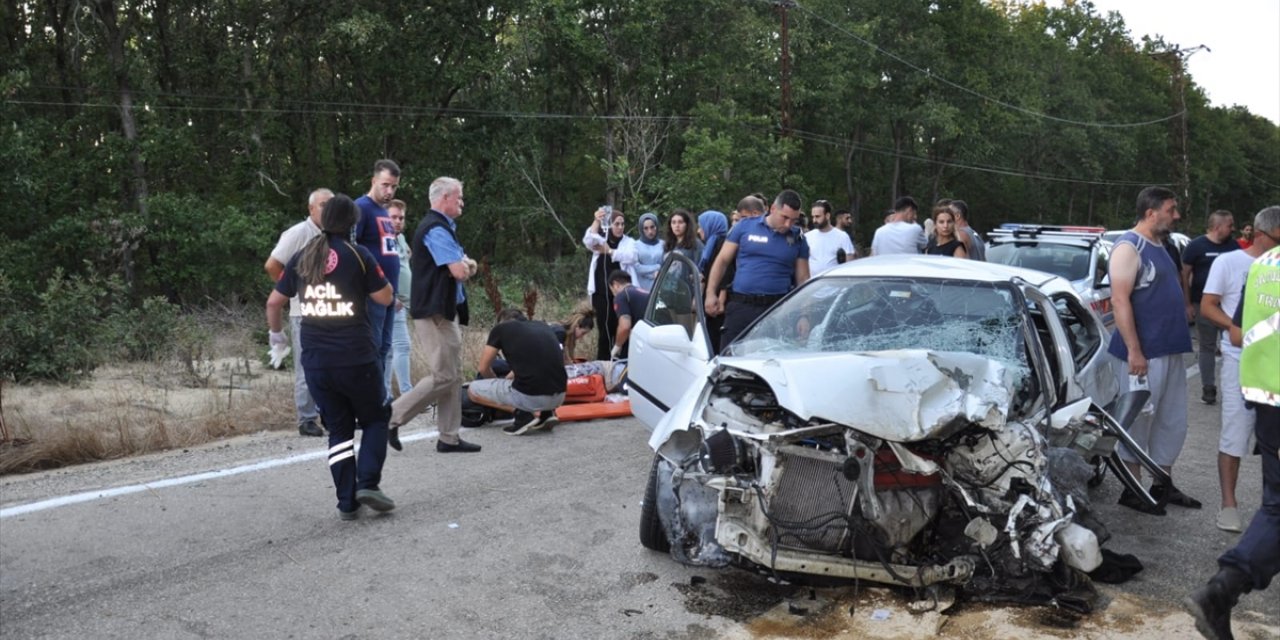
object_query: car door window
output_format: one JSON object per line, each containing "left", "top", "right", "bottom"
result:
{"left": 646, "top": 254, "right": 703, "bottom": 341}
{"left": 1052, "top": 294, "right": 1101, "bottom": 368}
{"left": 1093, "top": 242, "right": 1110, "bottom": 288}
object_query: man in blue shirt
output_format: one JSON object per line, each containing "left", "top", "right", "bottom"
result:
{"left": 704, "top": 189, "right": 810, "bottom": 352}
{"left": 353, "top": 159, "right": 402, "bottom": 398}
{"left": 388, "top": 176, "right": 481, "bottom": 453}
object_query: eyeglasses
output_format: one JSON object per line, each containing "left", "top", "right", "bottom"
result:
{"left": 1260, "top": 229, "right": 1280, "bottom": 245}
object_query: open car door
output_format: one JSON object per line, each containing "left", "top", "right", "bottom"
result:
{"left": 628, "top": 253, "right": 716, "bottom": 431}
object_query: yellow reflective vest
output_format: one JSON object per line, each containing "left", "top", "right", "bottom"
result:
{"left": 1240, "top": 246, "right": 1280, "bottom": 407}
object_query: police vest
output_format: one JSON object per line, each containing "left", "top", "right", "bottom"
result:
{"left": 1240, "top": 246, "right": 1280, "bottom": 407}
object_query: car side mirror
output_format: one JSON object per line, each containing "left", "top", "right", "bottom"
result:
{"left": 649, "top": 323, "right": 694, "bottom": 355}
{"left": 1095, "top": 273, "right": 1110, "bottom": 288}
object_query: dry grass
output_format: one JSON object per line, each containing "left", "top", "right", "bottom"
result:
{"left": 0, "top": 359, "right": 295, "bottom": 475}
{"left": 0, "top": 289, "right": 595, "bottom": 476}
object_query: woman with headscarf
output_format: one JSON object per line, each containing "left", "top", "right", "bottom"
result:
{"left": 665, "top": 208, "right": 703, "bottom": 264}
{"left": 583, "top": 207, "right": 637, "bottom": 360}
{"left": 697, "top": 210, "right": 730, "bottom": 352}
{"left": 266, "top": 194, "right": 396, "bottom": 520}
{"left": 628, "top": 211, "right": 665, "bottom": 291}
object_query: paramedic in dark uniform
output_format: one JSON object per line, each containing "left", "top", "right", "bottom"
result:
{"left": 267, "top": 194, "right": 397, "bottom": 521}
{"left": 704, "top": 189, "right": 811, "bottom": 352}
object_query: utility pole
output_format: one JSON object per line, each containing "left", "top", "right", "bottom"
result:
{"left": 777, "top": 0, "right": 795, "bottom": 137}
{"left": 1148, "top": 45, "right": 1208, "bottom": 205}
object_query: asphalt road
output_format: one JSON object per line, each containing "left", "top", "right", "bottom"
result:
{"left": 1, "top": 361, "right": 1277, "bottom": 639}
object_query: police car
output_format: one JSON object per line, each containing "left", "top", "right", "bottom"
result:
{"left": 987, "top": 224, "right": 1114, "bottom": 327}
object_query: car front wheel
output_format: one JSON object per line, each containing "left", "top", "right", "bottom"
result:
{"left": 639, "top": 454, "right": 671, "bottom": 552}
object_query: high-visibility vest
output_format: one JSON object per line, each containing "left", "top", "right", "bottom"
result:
{"left": 1240, "top": 247, "right": 1280, "bottom": 407}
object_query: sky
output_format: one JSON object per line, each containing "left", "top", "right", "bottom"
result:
{"left": 1049, "top": 0, "right": 1279, "bottom": 124}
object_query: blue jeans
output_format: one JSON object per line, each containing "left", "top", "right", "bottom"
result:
{"left": 1219, "top": 403, "right": 1280, "bottom": 591}
{"left": 366, "top": 298, "right": 395, "bottom": 399}
{"left": 385, "top": 305, "right": 413, "bottom": 396}
{"left": 304, "top": 362, "right": 389, "bottom": 514}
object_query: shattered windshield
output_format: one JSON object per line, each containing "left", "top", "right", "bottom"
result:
{"left": 988, "top": 242, "right": 1091, "bottom": 282}
{"left": 726, "top": 277, "right": 1028, "bottom": 371}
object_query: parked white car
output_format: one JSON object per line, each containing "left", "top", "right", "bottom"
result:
{"left": 627, "top": 254, "right": 1165, "bottom": 607}
{"left": 987, "top": 224, "right": 1114, "bottom": 328}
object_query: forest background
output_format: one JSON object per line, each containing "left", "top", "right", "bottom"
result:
{"left": 1, "top": 0, "right": 1278, "bottom": 392}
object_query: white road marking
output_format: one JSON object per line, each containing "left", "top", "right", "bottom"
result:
{"left": 0, "top": 430, "right": 439, "bottom": 519}
{"left": 0, "top": 364, "right": 1207, "bottom": 519}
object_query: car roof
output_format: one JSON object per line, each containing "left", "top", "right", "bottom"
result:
{"left": 824, "top": 254, "right": 1067, "bottom": 289}
{"left": 988, "top": 225, "right": 1103, "bottom": 248}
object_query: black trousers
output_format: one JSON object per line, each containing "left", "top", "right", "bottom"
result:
{"left": 592, "top": 288, "right": 617, "bottom": 361}
{"left": 718, "top": 300, "right": 772, "bottom": 353}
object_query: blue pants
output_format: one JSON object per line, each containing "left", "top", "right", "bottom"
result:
{"left": 366, "top": 298, "right": 395, "bottom": 399}
{"left": 1219, "top": 403, "right": 1280, "bottom": 591}
{"left": 304, "top": 362, "right": 390, "bottom": 514}
{"left": 385, "top": 305, "right": 413, "bottom": 396}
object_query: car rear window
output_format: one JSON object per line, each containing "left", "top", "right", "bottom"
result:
{"left": 988, "top": 242, "right": 1091, "bottom": 281}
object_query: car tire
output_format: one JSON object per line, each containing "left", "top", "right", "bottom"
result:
{"left": 639, "top": 454, "right": 671, "bottom": 553}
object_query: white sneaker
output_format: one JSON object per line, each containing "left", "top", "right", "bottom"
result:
{"left": 1216, "top": 507, "right": 1242, "bottom": 533}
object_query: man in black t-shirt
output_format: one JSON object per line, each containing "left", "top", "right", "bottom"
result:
{"left": 1181, "top": 209, "right": 1239, "bottom": 404}
{"left": 608, "top": 270, "right": 651, "bottom": 359}
{"left": 468, "top": 309, "right": 569, "bottom": 435}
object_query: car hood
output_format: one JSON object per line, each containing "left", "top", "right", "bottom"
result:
{"left": 654, "top": 349, "right": 1016, "bottom": 448}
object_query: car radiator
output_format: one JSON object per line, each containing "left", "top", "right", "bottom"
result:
{"left": 768, "top": 447, "right": 857, "bottom": 554}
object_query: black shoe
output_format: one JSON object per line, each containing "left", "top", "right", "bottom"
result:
{"left": 1151, "top": 483, "right": 1203, "bottom": 509}
{"left": 338, "top": 507, "right": 360, "bottom": 521}
{"left": 1202, "top": 385, "right": 1217, "bottom": 405}
{"left": 1183, "top": 567, "right": 1250, "bottom": 640}
{"left": 505, "top": 410, "right": 543, "bottom": 436}
{"left": 388, "top": 426, "right": 403, "bottom": 452}
{"left": 528, "top": 411, "right": 559, "bottom": 433}
{"left": 355, "top": 488, "right": 396, "bottom": 512}
{"left": 298, "top": 420, "right": 324, "bottom": 437}
{"left": 1118, "top": 488, "right": 1167, "bottom": 516}
{"left": 436, "top": 438, "right": 481, "bottom": 453}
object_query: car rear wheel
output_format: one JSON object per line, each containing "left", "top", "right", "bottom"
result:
{"left": 639, "top": 455, "right": 671, "bottom": 552}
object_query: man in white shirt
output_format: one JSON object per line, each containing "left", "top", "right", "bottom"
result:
{"left": 264, "top": 188, "right": 333, "bottom": 437}
{"left": 805, "top": 199, "right": 855, "bottom": 276}
{"left": 871, "top": 196, "right": 926, "bottom": 256}
{"left": 1200, "top": 206, "right": 1280, "bottom": 532}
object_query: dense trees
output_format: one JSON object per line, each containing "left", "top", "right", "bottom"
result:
{"left": 2, "top": 0, "right": 1276, "bottom": 307}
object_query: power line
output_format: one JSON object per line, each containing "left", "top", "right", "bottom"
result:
{"left": 776, "top": 125, "right": 1170, "bottom": 187}
{"left": 2, "top": 96, "right": 1170, "bottom": 187}
{"left": 787, "top": 0, "right": 1184, "bottom": 129}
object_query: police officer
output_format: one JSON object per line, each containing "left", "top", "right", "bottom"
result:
{"left": 704, "top": 189, "right": 810, "bottom": 352}
{"left": 1184, "top": 205, "right": 1280, "bottom": 640}
{"left": 267, "top": 194, "right": 397, "bottom": 521}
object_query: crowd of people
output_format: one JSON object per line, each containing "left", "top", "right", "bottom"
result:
{"left": 263, "top": 162, "right": 1276, "bottom": 640}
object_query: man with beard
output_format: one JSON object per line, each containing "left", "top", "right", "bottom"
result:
{"left": 353, "top": 159, "right": 402, "bottom": 398}
{"left": 805, "top": 199, "right": 855, "bottom": 276}
{"left": 1108, "top": 186, "right": 1197, "bottom": 515}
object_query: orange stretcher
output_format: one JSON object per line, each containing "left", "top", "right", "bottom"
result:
{"left": 554, "top": 399, "right": 632, "bottom": 422}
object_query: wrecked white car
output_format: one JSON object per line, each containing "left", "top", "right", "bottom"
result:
{"left": 628, "top": 254, "right": 1167, "bottom": 607}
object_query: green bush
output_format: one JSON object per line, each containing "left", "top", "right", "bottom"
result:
{"left": 0, "top": 269, "right": 119, "bottom": 384}
{"left": 103, "top": 296, "right": 195, "bottom": 363}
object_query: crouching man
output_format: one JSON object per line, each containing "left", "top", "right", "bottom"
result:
{"left": 469, "top": 308, "right": 568, "bottom": 435}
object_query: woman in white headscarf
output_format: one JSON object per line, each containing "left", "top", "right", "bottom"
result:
{"left": 583, "top": 207, "right": 637, "bottom": 360}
